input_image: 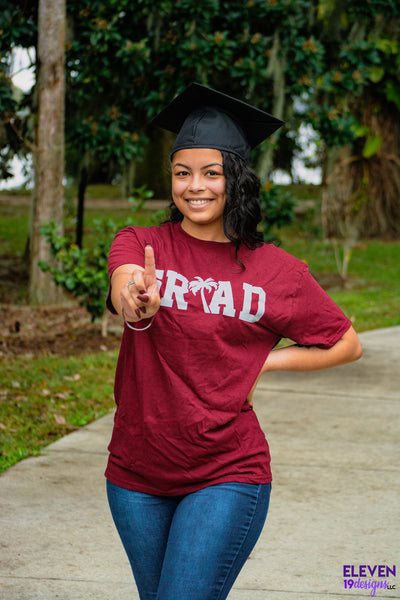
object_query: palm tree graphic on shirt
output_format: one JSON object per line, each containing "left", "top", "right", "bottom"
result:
{"left": 189, "top": 277, "right": 219, "bottom": 313}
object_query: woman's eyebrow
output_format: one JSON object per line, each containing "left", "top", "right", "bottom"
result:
{"left": 201, "top": 162, "right": 223, "bottom": 169}
{"left": 173, "top": 163, "right": 191, "bottom": 169}
{"left": 172, "top": 162, "right": 223, "bottom": 170}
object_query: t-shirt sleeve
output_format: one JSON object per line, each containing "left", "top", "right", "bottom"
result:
{"left": 282, "top": 265, "right": 352, "bottom": 349}
{"left": 106, "top": 227, "right": 147, "bottom": 314}
{"left": 108, "top": 226, "right": 147, "bottom": 277}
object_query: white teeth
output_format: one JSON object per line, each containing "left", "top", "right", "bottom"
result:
{"left": 188, "top": 199, "right": 209, "bottom": 205}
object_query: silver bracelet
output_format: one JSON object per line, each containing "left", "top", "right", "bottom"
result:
{"left": 122, "top": 309, "right": 153, "bottom": 331}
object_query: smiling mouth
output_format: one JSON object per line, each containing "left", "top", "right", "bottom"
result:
{"left": 186, "top": 198, "right": 212, "bottom": 205}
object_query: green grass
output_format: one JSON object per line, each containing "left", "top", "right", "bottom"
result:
{"left": 1, "top": 185, "right": 398, "bottom": 330}
{"left": 81, "top": 183, "right": 125, "bottom": 200}
{"left": 0, "top": 351, "right": 117, "bottom": 473}
{"left": 0, "top": 183, "right": 123, "bottom": 200}
{"left": 279, "top": 237, "right": 400, "bottom": 332}
{"left": 0, "top": 192, "right": 168, "bottom": 257}
{"left": 0, "top": 203, "right": 30, "bottom": 256}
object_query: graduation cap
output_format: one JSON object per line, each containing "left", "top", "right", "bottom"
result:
{"left": 151, "top": 82, "right": 284, "bottom": 162}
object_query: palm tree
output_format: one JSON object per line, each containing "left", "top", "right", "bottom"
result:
{"left": 189, "top": 277, "right": 219, "bottom": 313}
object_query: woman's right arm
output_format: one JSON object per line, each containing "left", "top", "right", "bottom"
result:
{"left": 110, "top": 244, "right": 161, "bottom": 323}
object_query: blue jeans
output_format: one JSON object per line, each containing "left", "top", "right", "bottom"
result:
{"left": 107, "top": 480, "right": 271, "bottom": 600}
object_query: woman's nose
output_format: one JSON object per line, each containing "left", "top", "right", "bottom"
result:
{"left": 189, "top": 174, "right": 205, "bottom": 191}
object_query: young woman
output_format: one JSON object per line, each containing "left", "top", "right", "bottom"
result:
{"left": 105, "top": 83, "right": 362, "bottom": 600}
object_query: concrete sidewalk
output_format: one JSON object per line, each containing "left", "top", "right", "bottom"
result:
{"left": 1, "top": 328, "right": 399, "bottom": 600}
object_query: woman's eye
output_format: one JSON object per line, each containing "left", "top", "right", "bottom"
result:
{"left": 206, "top": 170, "right": 220, "bottom": 176}
{"left": 175, "top": 170, "right": 189, "bottom": 176}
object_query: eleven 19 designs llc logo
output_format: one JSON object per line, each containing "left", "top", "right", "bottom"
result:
{"left": 343, "top": 564, "right": 396, "bottom": 597}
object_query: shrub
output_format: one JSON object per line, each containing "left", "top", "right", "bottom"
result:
{"left": 259, "top": 183, "right": 296, "bottom": 242}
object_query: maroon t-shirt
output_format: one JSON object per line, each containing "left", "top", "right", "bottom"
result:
{"left": 105, "top": 222, "right": 351, "bottom": 495}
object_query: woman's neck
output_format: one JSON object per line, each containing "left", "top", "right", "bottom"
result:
{"left": 180, "top": 219, "right": 230, "bottom": 243}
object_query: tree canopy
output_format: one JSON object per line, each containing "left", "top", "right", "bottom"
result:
{"left": 1, "top": 0, "right": 399, "bottom": 238}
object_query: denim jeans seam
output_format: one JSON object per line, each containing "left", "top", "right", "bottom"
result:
{"left": 214, "top": 483, "right": 262, "bottom": 600}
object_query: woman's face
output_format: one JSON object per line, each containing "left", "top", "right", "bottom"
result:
{"left": 171, "top": 148, "right": 227, "bottom": 241}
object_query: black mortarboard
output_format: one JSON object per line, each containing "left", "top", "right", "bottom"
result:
{"left": 151, "top": 82, "right": 284, "bottom": 162}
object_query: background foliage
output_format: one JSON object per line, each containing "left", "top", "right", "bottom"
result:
{"left": 1, "top": 1, "right": 399, "bottom": 196}
{"left": 0, "top": 0, "right": 399, "bottom": 303}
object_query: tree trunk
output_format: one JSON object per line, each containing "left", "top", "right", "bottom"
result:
{"left": 355, "top": 98, "right": 400, "bottom": 239}
{"left": 121, "top": 159, "right": 136, "bottom": 199}
{"left": 76, "top": 165, "right": 87, "bottom": 248}
{"left": 323, "top": 96, "right": 400, "bottom": 242}
{"left": 255, "top": 30, "right": 286, "bottom": 181}
{"left": 134, "top": 129, "right": 174, "bottom": 199}
{"left": 29, "top": 0, "right": 66, "bottom": 304}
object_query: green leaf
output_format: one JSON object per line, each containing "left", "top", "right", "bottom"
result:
{"left": 362, "top": 135, "right": 382, "bottom": 159}
{"left": 385, "top": 81, "right": 400, "bottom": 110}
{"left": 376, "top": 38, "right": 398, "bottom": 55}
{"left": 351, "top": 123, "right": 369, "bottom": 138}
{"left": 368, "top": 66, "right": 385, "bottom": 83}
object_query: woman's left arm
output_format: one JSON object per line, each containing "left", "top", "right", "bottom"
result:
{"left": 263, "top": 325, "right": 362, "bottom": 374}
{"left": 247, "top": 326, "right": 362, "bottom": 404}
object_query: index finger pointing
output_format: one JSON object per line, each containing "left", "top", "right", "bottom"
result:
{"left": 144, "top": 244, "right": 156, "bottom": 279}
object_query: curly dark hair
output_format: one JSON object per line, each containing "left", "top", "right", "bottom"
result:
{"left": 167, "top": 150, "right": 264, "bottom": 256}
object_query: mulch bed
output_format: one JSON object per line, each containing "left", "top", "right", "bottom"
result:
{"left": 0, "top": 303, "right": 122, "bottom": 358}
